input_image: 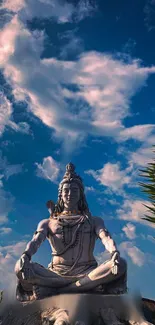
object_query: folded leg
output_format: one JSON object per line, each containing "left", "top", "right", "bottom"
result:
{"left": 15, "top": 260, "right": 76, "bottom": 291}
{"left": 56, "top": 258, "right": 127, "bottom": 293}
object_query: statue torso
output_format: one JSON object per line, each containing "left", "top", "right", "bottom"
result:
{"left": 47, "top": 214, "right": 97, "bottom": 272}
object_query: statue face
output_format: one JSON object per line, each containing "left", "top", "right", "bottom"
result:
{"left": 62, "top": 182, "right": 80, "bottom": 210}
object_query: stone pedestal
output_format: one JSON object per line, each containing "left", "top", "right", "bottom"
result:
{"left": 0, "top": 294, "right": 154, "bottom": 325}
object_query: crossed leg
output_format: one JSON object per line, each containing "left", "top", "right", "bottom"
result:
{"left": 56, "top": 258, "right": 127, "bottom": 293}
{"left": 15, "top": 258, "right": 127, "bottom": 300}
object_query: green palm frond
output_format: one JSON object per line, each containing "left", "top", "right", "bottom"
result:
{"left": 139, "top": 146, "right": 155, "bottom": 224}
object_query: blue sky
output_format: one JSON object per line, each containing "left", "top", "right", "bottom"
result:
{"left": 0, "top": 0, "right": 155, "bottom": 299}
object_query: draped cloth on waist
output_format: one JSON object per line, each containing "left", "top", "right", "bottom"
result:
{"left": 48, "top": 260, "right": 97, "bottom": 277}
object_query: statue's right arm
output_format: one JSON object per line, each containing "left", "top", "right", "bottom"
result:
{"left": 22, "top": 219, "right": 49, "bottom": 259}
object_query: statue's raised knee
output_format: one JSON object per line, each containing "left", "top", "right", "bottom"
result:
{"left": 14, "top": 259, "right": 22, "bottom": 279}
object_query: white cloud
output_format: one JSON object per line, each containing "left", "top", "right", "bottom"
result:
{"left": 119, "top": 241, "right": 145, "bottom": 266}
{"left": 95, "top": 250, "right": 111, "bottom": 265}
{"left": 0, "top": 151, "right": 23, "bottom": 180}
{"left": 86, "top": 162, "right": 130, "bottom": 191}
{"left": 141, "top": 233, "right": 155, "bottom": 243}
{"left": 0, "top": 187, "right": 14, "bottom": 225}
{"left": 0, "top": 241, "right": 26, "bottom": 293}
{"left": 85, "top": 186, "right": 96, "bottom": 193}
{"left": 0, "top": 162, "right": 15, "bottom": 224}
{"left": 4, "top": 164, "right": 23, "bottom": 180}
{"left": 0, "top": 92, "right": 12, "bottom": 136}
{"left": 0, "top": 91, "right": 30, "bottom": 137}
{"left": 130, "top": 146, "right": 155, "bottom": 167}
{"left": 122, "top": 223, "right": 137, "bottom": 240}
{"left": 0, "top": 1, "right": 155, "bottom": 149}
{"left": 1, "top": 0, "right": 25, "bottom": 12}
{"left": 0, "top": 241, "right": 27, "bottom": 256}
{"left": 0, "top": 227, "right": 12, "bottom": 235}
{"left": 1, "top": 0, "right": 96, "bottom": 23}
{"left": 119, "top": 125, "right": 155, "bottom": 142}
{"left": 117, "top": 199, "right": 155, "bottom": 228}
{"left": 36, "top": 156, "right": 60, "bottom": 183}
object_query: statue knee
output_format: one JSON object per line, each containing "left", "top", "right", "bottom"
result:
{"left": 119, "top": 257, "right": 127, "bottom": 274}
{"left": 14, "top": 260, "right": 22, "bottom": 279}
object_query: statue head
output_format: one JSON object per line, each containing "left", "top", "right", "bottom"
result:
{"left": 53, "top": 163, "right": 91, "bottom": 217}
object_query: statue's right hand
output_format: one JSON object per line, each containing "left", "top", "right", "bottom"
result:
{"left": 19, "top": 254, "right": 35, "bottom": 280}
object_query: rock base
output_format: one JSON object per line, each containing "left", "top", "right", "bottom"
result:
{"left": 0, "top": 294, "right": 154, "bottom": 325}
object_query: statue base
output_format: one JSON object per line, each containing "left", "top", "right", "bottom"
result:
{"left": 0, "top": 294, "right": 154, "bottom": 325}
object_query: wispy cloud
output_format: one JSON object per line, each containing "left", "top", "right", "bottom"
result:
{"left": 59, "top": 28, "right": 83, "bottom": 59}
{"left": 119, "top": 241, "right": 145, "bottom": 267}
{"left": 1, "top": 0, "right": 96, "bottom": 23}
{"left": 0, "top": 92, "right": 30, "bottom": 137}
{"left": 36, "top": 156, "right": 60, "bottom": 183}
{"left": 0, "top": 187, "right": 14, "bottom": 225}
{"left": 0, "top": 151, "right": 23, "bottom": 180}
{"left": 0, "top": 227, "right": 12, "bottom": 235}
{"left": 144, "top": 0, "right": 155, "bottom": 31}
{"left": 0, "top": 92, "right": 12, "bottom": 136}
{"left": 130, "top": 144, "right": 155, "bottom": 167}
{"left": 85, "top": 186, "right": 96, "bottom": 193}
{"left": 122, "top": 223, "right": 137, "bottom": 240}
{"left": 119, "top": 125, "right": 155, "bottom": 142}
{"left": 117, "top": 199, "right": 155, "bottom": 228}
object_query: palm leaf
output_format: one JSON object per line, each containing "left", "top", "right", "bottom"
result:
{"left": 139, "top": 145, "right": 155, "bottom": 224}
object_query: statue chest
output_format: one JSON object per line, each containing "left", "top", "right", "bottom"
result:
{"left": 47, "top": 217, "right": 94, "bottom": 252}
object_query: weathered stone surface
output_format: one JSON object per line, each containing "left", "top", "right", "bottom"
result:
{"left": 0, "top": 294, "right": 154, "bottom": 325}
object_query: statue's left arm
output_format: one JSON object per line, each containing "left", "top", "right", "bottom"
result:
{"left": 94, "top": 216, "right": 119, "bottom": 255}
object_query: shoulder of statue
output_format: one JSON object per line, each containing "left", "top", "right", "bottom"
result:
{"left": 92, "top": 216, "right": 105, "bottom": 227}
{"left": 37, "top": 218, "right": 49, "bottom": 230}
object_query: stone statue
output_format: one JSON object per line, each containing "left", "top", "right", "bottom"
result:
{"left": 15, "top": 163, "right": 127, "bottom": 302}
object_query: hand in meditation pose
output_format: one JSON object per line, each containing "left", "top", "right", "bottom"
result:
{"left": 15, "top": 163, "right": 127, "bottom": 301}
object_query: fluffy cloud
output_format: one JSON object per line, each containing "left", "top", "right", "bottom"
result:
{"left": 117, "top": 199, "right": 155, "bottom": 228}
{"left": 122, "top": 223, "right": 137, "bottom": 240}
{"left": 36, "top": 156, "right": 60, "bottom": 183}
{"left": 0, "top": 0, "right": 155, "bottom": 150}
{"left": 86, "top": 162, "right": 130, "bottom": 191}
{"left": 119, "top": 241, "right": 145, "bottom": 267}
{"left": 0, "top": 241, "right": 26, "bottom": 294}
{"left": 0, "top": 7, "right": 155, "bottom": 148}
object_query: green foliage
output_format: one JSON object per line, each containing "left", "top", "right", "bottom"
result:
{"left": 139, "top": 146, "right": 155, "bottom": 224}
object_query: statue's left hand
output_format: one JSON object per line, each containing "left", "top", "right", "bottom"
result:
{"left": 111, "top": 251, "right": 120, "bottom": 275}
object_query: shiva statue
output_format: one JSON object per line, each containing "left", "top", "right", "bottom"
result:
{"left": 15, "top": 163, "right": 127, "bottom": 301}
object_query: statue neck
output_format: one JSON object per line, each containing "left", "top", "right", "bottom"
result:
{"left": 63, "top": 204, "right": 79, "bottom": 215}
{"left": 63, "top": 208, "right": 79, "bottom": 215}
